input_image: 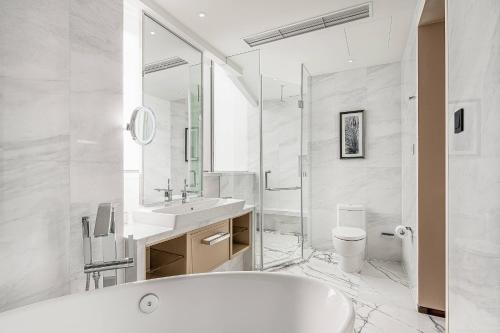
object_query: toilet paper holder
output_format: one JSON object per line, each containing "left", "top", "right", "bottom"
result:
{"left": 403, "top": 226, "right": 413, "bottom": 235}
{"left": 395, "top": 225, "right": 414, "bottom": 238}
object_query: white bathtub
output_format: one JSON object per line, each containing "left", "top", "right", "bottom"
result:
{"left": 0, "top": 272, "right": 354, "bottom": 333}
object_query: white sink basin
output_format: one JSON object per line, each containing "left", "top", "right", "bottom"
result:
{"left": 132, "top": 198, "right": 246, "bottom": 229}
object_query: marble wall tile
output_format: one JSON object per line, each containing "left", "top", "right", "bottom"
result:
{"left": 69, "top": 0, "right": 122, "bottom": 94}
{"left": 0, "top": 79, "right": 70, "bottom": 152}
{"left": 400, "top": 4, "right": 418, "bottom": 300}
{"left": 219, "top": 173, "right": 256, "bottom": 205}
{"left": 448, "top": 1, "right": 500, "bottom": 330}
{"left": 0, "top": 159, "right": 70, "bottom": 311}
{"left": 310, "top": 63, "right": 402, "bottom": 261}
{"left": 0, "top": 0, "right": 123, "bottom": 310}
{"left": 203, "top": 174, "right": 220, "bottom": 198}
{"left": 0, "top": 0, "right": 71, "bottom": 312}
{"left": 67, "top": 0, "right": 124, "bottom": 293}
{"left": 70, "top": 92, "right": 123, "bottom": 163}
{"left": 0, "top": 0, "right": 70, "bottom": 80}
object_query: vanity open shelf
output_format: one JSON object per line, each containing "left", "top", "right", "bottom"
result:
{"left": 231, "top": 212, "right": 251, "bottom": 257}
{"left": 143, "top": 210, "right": 253, "bottom": 280}
{"left": 146, "top": 234, "right": 188, "bottom": 279}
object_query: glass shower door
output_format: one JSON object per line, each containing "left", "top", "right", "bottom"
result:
{"left": 260, "top": 72, "right": 306, "bottom": 269}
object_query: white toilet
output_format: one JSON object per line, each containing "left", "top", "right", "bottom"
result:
{"left": 332, "top": 204, "right": 366, "bottom": 273}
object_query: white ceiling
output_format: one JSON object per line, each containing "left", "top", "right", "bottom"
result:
{"left": 153, "top": 0, "right": 417, "bottom": 84}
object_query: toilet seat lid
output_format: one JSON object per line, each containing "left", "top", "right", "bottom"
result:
{"left": 332, "top": 227, "right": 366, "bottom": 241}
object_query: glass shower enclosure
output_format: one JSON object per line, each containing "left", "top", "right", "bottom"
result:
{"left": 257, "top": 64, "right": 312, "bottom": 270}
{"left": 209, "top": 52, "right": 311, "bottom": 270}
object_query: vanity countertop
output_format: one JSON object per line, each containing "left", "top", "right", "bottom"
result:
{"left": 124, "top": 204, "right": 255, "bottom": 246}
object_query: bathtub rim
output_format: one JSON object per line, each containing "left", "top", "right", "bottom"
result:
{"left": 0, "top": 271, "right": 355, "bottom": 332}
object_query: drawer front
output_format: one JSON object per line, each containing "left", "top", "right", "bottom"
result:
{"left": 190, "top": 220, "right": 230, "bottom": 273}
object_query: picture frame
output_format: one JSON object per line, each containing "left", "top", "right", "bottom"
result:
{"left": 339, "top": 110, "right": 365, "bottom": 159}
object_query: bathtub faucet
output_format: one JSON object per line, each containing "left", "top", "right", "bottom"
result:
{"left": 81, "top": 203, "right": 135, "bottom": 291}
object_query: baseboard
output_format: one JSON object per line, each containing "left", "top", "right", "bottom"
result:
{"left": 418, "top": 305, "right": 445, "bottom": 318}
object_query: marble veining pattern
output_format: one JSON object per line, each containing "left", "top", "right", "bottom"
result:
{"left": 258, "top": 230, "right": 303, "bottom": 267}
{"left": 271, "top": 249, "right": 444, "bottom": 333}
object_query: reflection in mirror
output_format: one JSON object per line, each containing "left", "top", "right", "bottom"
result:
{"left": 128, "top": 106, "right": 157, "bottom": 145}
{"left": 142, "top": 14, "right": 202, "bottom": 205}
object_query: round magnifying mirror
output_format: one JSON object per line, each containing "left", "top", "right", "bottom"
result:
{"left": 128, "top": 106, "right": 157, "bottom": 145}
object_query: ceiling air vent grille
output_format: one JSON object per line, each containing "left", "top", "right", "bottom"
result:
{"left": 143, "top": 56, "right": 188, "bottom": 75}
{"left": 243, "top": 3, "right": 371, "bottom": 47}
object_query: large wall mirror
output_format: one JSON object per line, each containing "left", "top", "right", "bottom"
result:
{"left": 142, "top": 14, "right": 203, "bottom": 204}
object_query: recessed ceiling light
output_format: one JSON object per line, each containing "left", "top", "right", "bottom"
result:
{"left": 198, "top": 12, "right": 206, "bottom": 18}
{"left": 150, "top": 31, "right": 156, "bottom": 35}
{"left": 348, "top": 59, "right": 353, "bottom": 63}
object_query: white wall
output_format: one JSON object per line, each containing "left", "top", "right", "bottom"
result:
{"left": 123, "top": 0, "right": 142, "bottom": 217}
{"left": 448, "top": 1, "right": 500, "bottom": 331}
{"left": 310, "top": 62, "right": 402, "bottom": 261}
{"left": 213, "top": 65, "right": 251, "bottom": 171}
{"left": 0, "top": 0, "right": 123, "bottom": 311}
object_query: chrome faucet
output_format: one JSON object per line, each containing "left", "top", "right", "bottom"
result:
{"left": 81, "top": 203, "right": 134, "bottom": 291}
{"left": 181, "top": 179, "right": 188, "bottom": 203}
{"left": 155, "top": 178, "right": 173, "bottom": 204}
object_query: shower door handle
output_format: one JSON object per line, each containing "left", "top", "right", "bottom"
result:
{"left": 265, "top": 170, "right": 271, "bottom": 189}
{"left": 265, "top": 170, "right": 300, "bottom": 191}
{"left": 265, "top": 186, "right": 301, "bottom": 191}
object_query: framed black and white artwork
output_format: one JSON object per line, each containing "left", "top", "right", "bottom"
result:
{"left": 339, "top": 110, "right": 365, "bottom": 159}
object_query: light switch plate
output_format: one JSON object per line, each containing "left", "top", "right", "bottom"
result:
{"left": 454, "top": 108, "right": 464, "bottom": 133}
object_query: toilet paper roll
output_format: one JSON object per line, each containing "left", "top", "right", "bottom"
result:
{"left": 395, "top": 225, "right": 408, "bottom": 239}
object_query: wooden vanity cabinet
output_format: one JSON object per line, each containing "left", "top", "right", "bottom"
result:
{"left": 190, "top": 220, "right": 230, "bottom": 273}
{"left": 145, "top": 212, "right": 252, "bottom": 280}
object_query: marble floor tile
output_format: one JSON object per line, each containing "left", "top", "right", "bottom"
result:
{"left": 258, "top": 230, "right": 303, "bottom": 267}
{"left": 264, "top": 232, "right": 445, "bottom": 332}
